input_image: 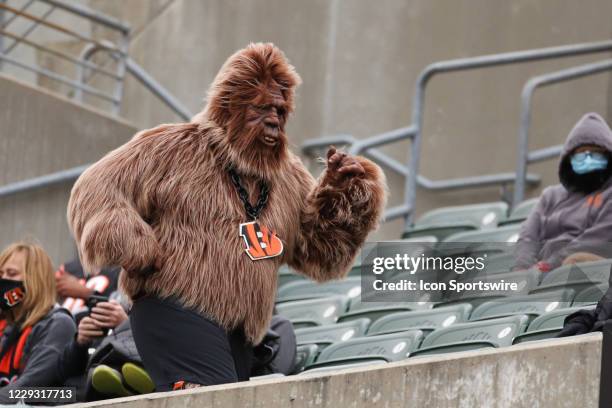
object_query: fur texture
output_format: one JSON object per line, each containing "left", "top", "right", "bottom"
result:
{"left": 67, "top": 43, "right": 386, "bottom": 343}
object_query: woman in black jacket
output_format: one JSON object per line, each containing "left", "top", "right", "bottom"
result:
{"left": 0, "top": 242, "right": 76, "bottom": 404}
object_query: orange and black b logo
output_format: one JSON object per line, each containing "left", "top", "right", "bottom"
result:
{"left": 239, "top": 221, "right": 284, "bottom": 261}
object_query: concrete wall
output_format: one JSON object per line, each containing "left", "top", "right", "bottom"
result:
{"left": 70, "top": 333, "right": 602, "bottom": 408}
{"left": 101, "top": 0, "right": 612, "bottom": 239}
{"left": 3, "top": 0, "right": 612, "bottom": 240}
{"left": 0, "top": 74, "right": 137, "bottom": 264}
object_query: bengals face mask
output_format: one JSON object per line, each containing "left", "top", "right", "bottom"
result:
{"left": 0, "top": 279, "right": 25, "bottom": 310}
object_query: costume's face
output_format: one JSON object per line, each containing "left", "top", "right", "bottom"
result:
{"left": 244, "top": 82, "right": 288, "bottom": 148}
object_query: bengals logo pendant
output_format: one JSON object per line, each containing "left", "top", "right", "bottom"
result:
{"left": 239, "top": 221, "right": 284, "bottom": 261}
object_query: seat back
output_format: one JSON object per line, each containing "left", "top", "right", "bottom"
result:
{"left": 295, "top": 319, "right": 370, "bottom": 347}
{"left": 415, "top": 202, "right": 508, "bottom": 229}
{"left": 277, "top": 277, "right": 362, "bottom": 302}
{"left": 419, "top": 315, "right": 529, "bottom": 349}
{"left": 316, "top": 330, "right": 424, "bottom": 363}
{"left": 275, "top": 296, "right": 349, "bottom": 327}
{"left": 527, "top": 305, "right": 596, "bottom": 331}
{"left": 470, "top": 289, "right": 574, "bottom": 321}
{"left": 367, "top": 304, "right": 472, "bottom": 335}
{"left": 292, "top": 344, "right": 319, "bottom": 373}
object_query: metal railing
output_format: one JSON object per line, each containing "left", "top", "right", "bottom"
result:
{"left": 0, "top": 0, "right": 194, "bottom": 199}
{"left": 0, "top": 0, "right": 129, "bottom": 114}
{"left": 513, "top": 58, "right": 612, "bottom": 206}
{"left": 302, "top": 40, "right": 612, "bottom": 232}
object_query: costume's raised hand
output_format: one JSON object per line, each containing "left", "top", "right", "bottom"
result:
{"left": 324, "top": 146, "right": 365, "bottom": 186}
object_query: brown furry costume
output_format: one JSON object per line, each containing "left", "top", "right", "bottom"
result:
{"left": 67, "top": 43, "right": 386, "bottom": 344}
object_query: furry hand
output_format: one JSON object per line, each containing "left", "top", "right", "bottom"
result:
{"left": 325, "top": 146, "right": 365, "bottom": 185}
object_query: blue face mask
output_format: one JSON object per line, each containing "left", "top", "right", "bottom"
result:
{"left": 571, "top": 151, "right": 608, "bottom": 174}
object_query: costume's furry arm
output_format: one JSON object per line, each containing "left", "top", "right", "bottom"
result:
{"left": 289, "top": 153, "right": 386, "bottom": 282}
{"left": 67, "top": 124, "right": 183, "bottom": 276}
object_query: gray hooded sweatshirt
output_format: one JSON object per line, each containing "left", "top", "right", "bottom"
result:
{"left": 516, "top": 112, "right": 612, "bottom": 269}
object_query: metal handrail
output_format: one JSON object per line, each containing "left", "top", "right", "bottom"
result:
{"left": 303, "top": 39, "right": 612, "bottom": 230}
{"left": 0, "top": 0, "right": 129, "bottom": 114}
{"left": 513, "top": 58, "right": 612, "bottom": 207}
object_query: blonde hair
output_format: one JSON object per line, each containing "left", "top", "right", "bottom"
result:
{"left": 0, "top": 242, "right": 56, "bottom": 327}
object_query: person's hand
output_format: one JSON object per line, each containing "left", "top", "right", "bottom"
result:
{"left": 76, "top": 316, "right": 104, "bottom": 346}
{"left": 324, "top": 146, "right": 365, "bottom": 186}
{"left": 55, "top": 267, "right": 93, "bottom": 299}
{"left": 89, "top": 300, "right": 128, "bottom": 329}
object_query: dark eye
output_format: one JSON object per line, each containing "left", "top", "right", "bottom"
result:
{"left": 277, "top": 107, "right": 286, "bottom": 117}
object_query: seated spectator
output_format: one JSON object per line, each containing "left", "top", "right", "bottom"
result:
{"left": 60, "top": 296, "right": 153, "bottom": 401}
{"left": 56, "top": 259, "right": 120, "bottom": 322}
{"left": 0, "top": 242, "right": 76, "bottom": 404}
{"left": 515, "top": 113, "right": 612, "bottom": 272}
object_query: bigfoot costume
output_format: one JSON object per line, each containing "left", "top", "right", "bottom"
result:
{"left": 68, "top": 43, "right": 386, "bottom": 389}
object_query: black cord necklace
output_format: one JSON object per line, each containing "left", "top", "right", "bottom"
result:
{"left": 227, "top": 167, "right": 270, "bottom": 221}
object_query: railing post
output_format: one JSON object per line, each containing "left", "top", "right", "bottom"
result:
{"left": 111, "top": 31, "right": 130, "bottom": 116}
{"left": 513, "top": 85, "right": 533, "bottom": 207}
{"left": 0, "top": 0, "right": 5, "bottom": 71}
{"left": 599, "top": 321, "right": 612, "bottom": 407}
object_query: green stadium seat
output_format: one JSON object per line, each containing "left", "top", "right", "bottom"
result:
{"left": 573, "top": 283, "right": 607, "bottom": 306}
{"left": 402, "top": 202, "right": 509, "bottom": 241}
{"left": 469, "top": 289, "right": 574, "bottom": 321}
{"left": 276, "top": 277, "right": 361, "bottom": 303}
{"left": 440, "top": 270, "right": 540, "bottom": 308}
{"left": 499, "top": 198, "right": 538, "bottom": 226}
{"left": 275, "top": 296, "right": 349, "bottom": 328}
{"left": 299, "top": 360, "right": 386, "bottom": 375}
{"left": 277, "top": 265, "right": 306, "bottom": 288}
{"left": 292, "top": 344, "right": 319, "bottom": 374}
{"left": 338, "top": 301, "right": 433, "bottom": 325}
{"left": 530, "top": 260, "right": 612, "bottom": 296}
{"left": 512, "top": 305, "right": 595, "bottom": 344}
{"left": 410, "top": 315, "right": 529, "bottom": 357}
{"left": 304, "top": 330, "right": 424, "bottom": 371}
{"left": 295, "top": 318, "right": 370, "bottom": 349}
{"left": 439, "top": 225, "right": 521, "bottom": 258}
{"left": 367, "top": 304, "right": 472, "bottom": 336}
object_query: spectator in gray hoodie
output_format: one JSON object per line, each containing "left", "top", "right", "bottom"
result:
{"left": 515, "top": 112, "right": 612, "bottom": 272}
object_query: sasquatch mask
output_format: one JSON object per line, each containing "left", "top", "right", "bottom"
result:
{"left": 198, "top": 43, "right": 302, "bottom": 178}
{"left": 559, "top": 153, "right": 612, "bottom": 194}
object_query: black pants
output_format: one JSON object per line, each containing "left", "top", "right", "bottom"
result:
{"left": 130, "top": 296, "right": 252, "bottom": 391}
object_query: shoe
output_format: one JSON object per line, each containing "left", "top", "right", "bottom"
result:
{"left": 122, "top": 362, "right": 155, "bottom": 394}
{"left": 91, "top": 365, "right": 133, "bottom": 397}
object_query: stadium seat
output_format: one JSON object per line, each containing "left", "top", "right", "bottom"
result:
{"left": 277, "top": 265, "right": 306, "bottom": 288}
{"left": 275, "top": 296, "right": 350, "bottom": 328}
{"left": 276, "top": 277, "right": 361, "bottom": 303}
{"left": 295, "top": 318, "right": 370, "bottom": 349}
{"left": 338, "top": 301, "right": 434, "bottom": 325}
{"left": 402, "top": 202, "right": 509, "bottom": 241}
{"left": 498, "top": 198, "right": 538, "bottom": 226}
{"left": 530, "top": 260, "right": 612, "bottom": 296}
{"left": 469, "top": 289, "right": 574, "bottom": 321}
{"left": 299, "top": 360, "right": 386, "bottom": 375}
{"left": 292, "top": 344, "right": 319, "bottom": 374}
{"left": 366, "top": 304, "right": 472, "bottom": 336}
{"left": 439, "top": 225, "right": 521, "bottom": 258}
{"left": 304, "top": 330, "right": 424, "bottom": 371}
{"left": 440, "top": 270, "right": 540, "bottom": 308}
{"left": 573, "top": 283, "right": 607, "bottom": 306}
{"left": 512, "top": 305, "right": 595, "bottom": 344}
{"left": 410, "top": 315, "right": 529, "bottom": 357}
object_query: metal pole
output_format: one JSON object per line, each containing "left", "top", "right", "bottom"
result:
{"left": 0, "top": 165, "right": 89, "bottom": 199}
{"left": 404, "top": 39, "right": 612, "bottom": 233}
{"left": 513, "top": 58, "right": 612, "bottom": 207}
{"left": 111, "top": 32, "right": 130, "bottom": 115}
{"left": 125, "top": 57, "right": 193, "bottom": 121}
{"left": 0, "top": 0, "right": 4, "bottom": 71}
{"left": 599, "top": 320, "right": 612, "bottom": 408}
{"left": 37, "top": 0, "right": 130, "bottom": 33}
